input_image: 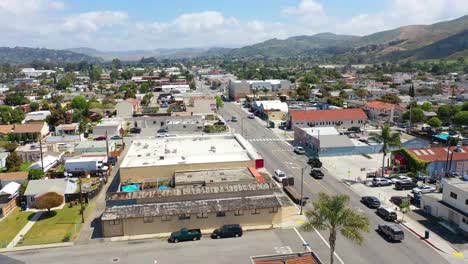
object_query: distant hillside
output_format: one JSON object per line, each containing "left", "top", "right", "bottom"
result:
{"left": 227, "top": 33, "right": 357, "bottom": 58}
{"left": 0, "top": 47, "right": 101, "bottom": 64}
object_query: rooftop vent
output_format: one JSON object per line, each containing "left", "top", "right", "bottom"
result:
{"left": 159, "top": 156, "right": 164, "bottom": 160}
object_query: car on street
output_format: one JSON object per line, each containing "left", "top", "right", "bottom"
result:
{"left": 231, "top": 116, "right": 238, "bottom": 122}
{"left": 395, "top": 180, "right": 417, "bottom": 190}
{"left": 110, "top": 135, "right": 122, "bottom": 140}
{"left": 361, "top": 196, "right": 381, "bottom": 208}
{"left": 390, "top": 175, "right": 412, "bottom": 184}
{"left": 157, "top": 128, "right": 169, "bottom": 133}
{"left": 308, "top": 157, "right": 322, "bottom": 168}
{"left": 390, "top": 196, "right": 410, "bottom": 206}
{"left": 377, "top": 207, "right": 398, "bottom": 221}
{"left": 248, "top": 114, "right": 255, "bottom": 119}
{"left": 130, "top": 127, "right": 141, "bottom": 134}
{"left": 168, "top": 228, "right": 202, "bottom": 243}
{"left": 412, "top": 185, "right": 436, "bottom": 194}
{"left": 310, "top": 169, "right": 324, "bottom": 179}
{"left": 378, "top": 224, "right": 404, "bottom": 242}
{"left": 211, "top": 224, "right": 243, "bottom": 239}
{"left": 93, "top": 136, "right": 107, "bottom": 141}
{"left": 372, "top": 177, "right": 392, "bottom": 187}
{"left": 293, "top": 146, "right": 306, "bottom": 155}
{"left": 274, "top": 170, "right": 287, "bottom": 183}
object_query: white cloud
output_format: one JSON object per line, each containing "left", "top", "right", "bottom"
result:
{"left": 282, "top": 0, "right": 328, "bottom": 26}
{"left": 62, "top": 11, "right": 129, "bottom": 33}
{"left": 0, "top": 0, "right": 63, "bottom": 16}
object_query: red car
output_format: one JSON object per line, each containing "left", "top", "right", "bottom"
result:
{"left": 93, "top": 136, "right": 107, "bottom": 141}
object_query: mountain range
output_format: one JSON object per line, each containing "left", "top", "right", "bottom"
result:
{"left": 1, "top": 15, "right": 468, "bottom": 64}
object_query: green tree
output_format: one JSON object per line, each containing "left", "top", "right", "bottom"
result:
{"left": 462, "top": 101, "right": 468, "bottom": 111}
{"left": 124, "top": 90, "right": 136, "bottom": 99}
{"left": 71, "top": 96, "right": 87, "bottom": 110}
{"left": 139, "top": 83, "right": 150, "bottom": 94}
{"left": 437, "top": 105, "right": 460, "bottom": 123}
{"left": 370, "top": 126, "right": 401, "bottom": 177}
{"left": 56, "top": 77, "right": 71, "bottom": 90}
{"left": 28, "top": 169, "right": 44, "bottom": 180}
{"left": 41, "top": 100, "right": 50, "bottom": 110}
{"left": 89, "top": 65, "right": 102, "bottom": 82}
{"left": 46, "top": 108, "right": 73, "bottom": 126}
{"left": 399, "top": 201, "right": 410, "bottom": 222}
{"left": 426, "top": 117, "right": 442, "bottom": 128}
{"left": 302, "top": 193, "right": 370, "bottom": 264}
{"left": 378, "top": 94, "right": 401, "bottom": 104}
{"left": 189, "top": 81, "right": 197, "bottom": 90}
{"left": 110, "top": 68, "right": 119, "bottom": 80}
{"left": 121, "top": 69, "right": 133, "bottom": 80}
{"left": 30, "top": 102, "right": 40, "bottom": 111}
{"left": 5, "top": 92, "right": 29, "bottom": 106}
{"left": 327, "top": 96, "right": 344, "bottom": 107}
{"left": 111, "top": 58, "right": 122, "bottom": 69}
{"left": 10, "top": 108, "right": 25, "bottom": 124}
{"left": 6, "top": 151, "right": 23, "bottom": 172}
{"left": 215, "top": 96, "right": 224, "bottom": 109}
{"left": 421, "top": 102, "right": 432, "bottom": 111}
{"left": 453, "top": 111, "right": 468, "bottom": 126}
{"left": 403, "top": 108, "right": 425, "bottom": 123}
{"left": 355, "top": 89, "right": 368, "bottom": 100}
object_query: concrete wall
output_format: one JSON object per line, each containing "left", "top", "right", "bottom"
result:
{"left": 120, "top": 160, "right": 256, "bottom": 184}
{"left": 103, "top": 207, "right": 284, "bottom": 237}
{"left": 421, "top": 195, "right": 468, "bottom": 237}
{"left": 442, "top": 184, "right": 468, "bottom": 215}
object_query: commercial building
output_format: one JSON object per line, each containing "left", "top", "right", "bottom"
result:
{"left": 421, "top": 177, "right": 468, "bottom": 238}
{"left": 161, "top": 84, "right": 190, "bottom": 93}
{"left": 128, "top": 115, "right": 205, "bottom": 133}
{"left": 20, "top": 68, "right": 55, "bottom": 78}
{"left": 74, "top": 140, "right": 115, "bottom": 155}
{"left": 92, "top": 118, "right": 123, "bottom": 138}
{"left": 288, "top": 109, "right": 368, "bottom": 130}
{"left": 228, "top": 80, "right": 291, "bottom": 101}
{"left": 119, "top": 134, "right": 263, "bottom": 184}
{"left": 252, "top": 100, "right": 289, "bottom": 121}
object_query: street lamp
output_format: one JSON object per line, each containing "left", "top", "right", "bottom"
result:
{"left": 300, "top": 167, "right": 305, "bottom": 215}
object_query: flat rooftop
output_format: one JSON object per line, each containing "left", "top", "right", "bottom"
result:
{"left": 174, "top": 168, "right": 255, "bottom": 186}
{"left": 120, "top": 134, "right": 260, "bottom": 168}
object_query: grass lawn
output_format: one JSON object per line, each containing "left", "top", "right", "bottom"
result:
{"left": 0, "top": 208, "right": 35, "bottom": 248}
{"left": 19, "top": 205, "right": 84, "bottom": 246}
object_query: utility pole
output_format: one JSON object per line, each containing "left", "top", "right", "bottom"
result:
{"left": 39, "top": 138, "right": 44, "bottom": 171}
{"left": 105, "top": 130, "right": 109, "bottom": 163}
{"left": 300, "top": 167, "right": 304, "bottom": 215}
{"left": 79, "top": 176, "right": 84, "bottom": 223}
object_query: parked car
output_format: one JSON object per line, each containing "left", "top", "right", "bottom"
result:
{"left": 231, "top": 116, "right": 238, "bottom": 122}
{"left": 390, "top": 196, "right": 410, "bottom": 206}
{"left": 377, "top": 207, "right": 398, "bottom": 221}
{"left": 412, "top": 185, "right": 436, "bottom": 194}
{"left": 308, "top": 157, "right": 322, "bottom": 168}
{"left": 274, "top": 170, "right": 288, "bottom": 183}
{"left": 372, "top": 177, "right": 392, "bottom": 187}
{"left": 157, "top": 128, "right": 169, "bottom": 133}
{"left": 293, "top": 146, "right": 306, "bottom": 155}
{"left": 168, "top": 228, "right": 202, "bottom": 243}
{"left": 130, "top": 127, "right": 141, "bottom": 134}
{"left": 417, "top": 175, "right": 437, "bottom": 184}
{"left": 395, "top": 180, "right": 417, "bottom": 190}
{"left": 361, "top": 196, "right": 381, "bottom": 208}
{"left": 248, "top": 114, "right": 255, "bottom": 119}
{"left": 347, "top": 126, "right": 362, "bottom": 132}
{"left": 310, "top": 169, "right": 324, "bottom": 179}
{"left": 94, "top": 136, "right": 107, "bottom": 141}
{"left": 390, "top": 175, "right": 412, "bottom": 184}
{"left": 211, "top": 224, "right": 243, "bottom": 239}
{"left": 110, "top": 135, "right": 122, "bottom": 140}
{"left": 378, "top": 224, "right": 404, "bottom": 242}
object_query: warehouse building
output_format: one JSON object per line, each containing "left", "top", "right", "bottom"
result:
{"left": 119, "top": 134, "right": 264, "bottom": 185}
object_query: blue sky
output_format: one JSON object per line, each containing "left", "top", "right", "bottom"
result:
{"left": 0, "top": 0, "right": 467, "bottom": 50}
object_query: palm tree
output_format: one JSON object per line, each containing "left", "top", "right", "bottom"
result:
{"left": 252, "top": 87, "right": 259, "bottom": 101}
{"left": 370, "top": 125, "right": 401, "bottom": 177}
{"left": 302, "top": 193, "right": 370, "bottom": 264}
{"left": 262, "top": 87, "right": 269, "bottom": 97}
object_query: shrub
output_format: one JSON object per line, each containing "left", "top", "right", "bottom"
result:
{"left": 62, "top": 232, "right": 71, "bottom": 242}
{"left": 35, "top": 192, "right": 64, "bottom": 212}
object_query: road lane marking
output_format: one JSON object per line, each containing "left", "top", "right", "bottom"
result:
{"left": 313, "top": 229, "right": 345, "bottom": 264}
{"left": 293, "top": 227, "right": 311, "bottom": 252}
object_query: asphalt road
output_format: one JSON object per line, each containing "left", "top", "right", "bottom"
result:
{"left": 219, "top": 102, "right": 449, "bottom": 264}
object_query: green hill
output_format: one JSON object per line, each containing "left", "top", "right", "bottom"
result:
{"left": 0, "top": 47, "right": 101, "bottom": 64}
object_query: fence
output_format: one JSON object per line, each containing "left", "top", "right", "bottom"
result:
{"left": 0, "top": 197, "right": 18, "bottom": 218}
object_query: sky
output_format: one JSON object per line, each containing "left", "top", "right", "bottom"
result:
{"left": 0, "top": 0, "right": 468, "bottom": 51}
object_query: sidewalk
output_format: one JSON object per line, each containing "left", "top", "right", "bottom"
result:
{"left": 6, "top": 211, "right": 43, "bottom": 248}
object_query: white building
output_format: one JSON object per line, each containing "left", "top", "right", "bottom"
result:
{"left": 228, "top": 80, "right": 291, "bottom": 100}
{"left": 24, "top": 111, "right": 51, "bottom": 123}
{"left": 421, "top": 178, "right": 468, "bottom": 238}
{"left": 161, "top": 85, "right": 190, "bottom": 93}
{"left": 21, "top": 68, "right": 56, "bottom": 78}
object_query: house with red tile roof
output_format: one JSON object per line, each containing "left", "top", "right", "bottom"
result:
{"left": 393, "top": 145, "right": 468, "bottom": 177}
{"left": 288, "top": 108, "right": 368, "bottom": 130}
{"left": 364, "top": 101, "right": 406, "bottom": 123}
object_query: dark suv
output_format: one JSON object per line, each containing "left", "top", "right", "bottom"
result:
{"left": 377, "top": 207, "right": 398, "bottom": 221}
{"left": 308, "top": 158, "right": 322, "bottom": 168}
{"left": 211, "top": 224, "right": 243, "bottom": 239}
{"left": 395, "top": 180, "right": 417, "bottom": 190}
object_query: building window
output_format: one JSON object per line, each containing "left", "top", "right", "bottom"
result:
{"left": 197, "top": 212, "right": 208, "bottom": 219}
{"left": 179, "top": 214, "right": 191, "bottom": 220}
{"left": 161, "top": 215, "right": 171, "bottom": 221}
{"left": 234, "top": 210, "right": 244, "bottom": 216}
{"left": 216, "top": 212, "right": 226, "bottom": 217}
{"left": 143, "top": 216, "right": 153, "bottom": 223}
{"left": 450, "top": 192, "right": 458, "bottom": 199}
{"left": 465, "top": 199, "right": 468, "bottom": 205}
{"left": 110, "top": 220, "right": 120, "bottom": 225}
{"left": 269, "top": 207, "right": 278, "bottom": 213}
{"left": 252, "top": 209, "right": 261, "bottom": 215}
{"left": 351, "top": 121, "right": 354, "bottom": 124}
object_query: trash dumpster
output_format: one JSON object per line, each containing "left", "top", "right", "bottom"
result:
{"left": 425, "top": 230, "right": 430, "bottom": 239}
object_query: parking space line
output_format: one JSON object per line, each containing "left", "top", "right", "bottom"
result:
{"left": 313, "top": 229, "right": 345, "bottom": 264}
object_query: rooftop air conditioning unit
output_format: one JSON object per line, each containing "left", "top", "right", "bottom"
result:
{"left": 159, "top": 156, "right": 164, "bottom": 160}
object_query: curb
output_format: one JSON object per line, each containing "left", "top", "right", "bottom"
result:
{"left": 399, "top": 222, "right": 448, "bottom": 254}
{"left": 0, "top": 242, "right": 74, "bottom": 253}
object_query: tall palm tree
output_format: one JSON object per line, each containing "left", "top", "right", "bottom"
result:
{"left": 302, "top": 193, "right": 370, "bottom": 264}
{"left": 370, "top": 125, "right": 401, "bottom": 177}
{"left": 262, "top": 87, "right": 269, "bottom": 97}
{"left": 251, "top": 87, "right": 259, "bottom": 101}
